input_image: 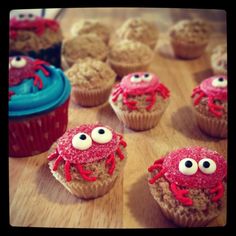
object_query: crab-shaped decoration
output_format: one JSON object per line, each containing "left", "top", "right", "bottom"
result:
{"left": 148, "top": 147, "right": 226, "bottom": 206}
{"left": 10, "top": 13, "right": 60, "bottom": 39}
{"left": 9, "top": 56, "right": 50, "bottom": 100}
{"left": 48, "top": 124, "right": 127, "bottom": 182}
{"left": 111, "top": 72, "right": 170, "bottom": 111}
{"left": 191, "top": 75, "right": 227, "bottom": 117}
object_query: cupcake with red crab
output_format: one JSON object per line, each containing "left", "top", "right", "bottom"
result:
{"left": 191, "top": 75, "right": 227, "bottom": 138}
{"left": 148, "top": 146, "right": 227, "bottom": 227}
{"left": 48, "top": 124, "right": 127, "bottom": 199}
{"left": 109, "top": 72, "right": 170, "bottom": 130}
{"left": 9, "top": 56, "right": 71, "bottom": 157}
{"left": 9, "top": 13, "right": 63, "bottom": 67}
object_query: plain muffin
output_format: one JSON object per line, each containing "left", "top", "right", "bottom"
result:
{"left": 211, "top": 43, "right": 227, "bottom": 75}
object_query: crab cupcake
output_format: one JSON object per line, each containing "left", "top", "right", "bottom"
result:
{"left": 65, "top": 58, "right": 116, "bottom": 107}
{"left": 9, "top": 13, "right": 63, "bottom": 67}
{"left": 109, "top": 72, "right": 170, "bottom": 130}
{"left": 191, "top": 75, "right": 227, "bottom": 138}
{"left": 48, "top": 124, "right": 127, "bottom": 199}
{"left": 148, "top": 146, "right": 227, "bottom": 227}
{"left": 9, "top": 56, "right": 71, "bottom": 157}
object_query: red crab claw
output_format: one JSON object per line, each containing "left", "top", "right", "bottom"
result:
{"left": 76, "top": 163, "right": 97, "bottom": 182}
{"left": 123, "top": 93, "right": 137, "bottom": 110}
{"left": 209, "top": 182, "right": 224, "bottom": 202}
{"left": 170, "top": 183, "right": 193, "bottom": 206}
{"left": 208, "top": 97, "right": 224, "bottom": 117}
{"left": 146, "top": 93, "right": 156, "bottom": 111}
{"left": 9, "top": 91, "right": 15, "bottom": 100}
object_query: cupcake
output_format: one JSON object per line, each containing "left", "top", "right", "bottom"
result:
{"left": 108, "top": 39, "right": 154, "bottom": 78}
{"left": 109, "top": 72, "right": 170, "bottom": 130}
{"left": 116, "top": 18, "right": 159, "bottom": 49}
{"left": 211, "top": 43, "right": 227, "bottom": 75}
{"left": 70, "top": 19, "right": 111, "bottom": 44}
{"left": 148, "top": 146, "right": 227, "bottom": 227}
{"left": 62, "top": 34, "right": 108, "bottom": 68}
{"left": 169, "top": 19, "right": 211, "bottom": 59}
{"left": 65, "top": 58, "right": 116, "bottom": 107}
{"left": 48, "top": 124, "right": 127, "bottom": 199}
{"left": 9, "top": 13, "right": 63, "bottom": 68}
{"left": 9, "top": 56, "right": 71, "bottom": 157}
{"left": 191, "top": 75, "right": 227, "bottom": 138}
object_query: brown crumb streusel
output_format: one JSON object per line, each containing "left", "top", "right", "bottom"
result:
{"left": 65, "top": 58, "right": 116, "bottom": 89}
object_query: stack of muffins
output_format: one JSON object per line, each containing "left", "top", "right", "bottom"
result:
{"left": 8, "top": 11, "right": 227, "bottom": 229}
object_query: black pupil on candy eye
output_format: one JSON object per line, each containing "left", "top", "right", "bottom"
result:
{"left": 28, "top": 14, "right": 33, "bottom": 18}
{"left": 134, "top": 74, "right": 139, "bottom": 78}
{"left": 185, "top": 160, "right": 193, "bottom": 168}
{"left": 79, "top": 134, "right": 86, "bottom": 140}
{"left": 218, "top": 77, "right": 224, "bottom": 82}
{"left": 19, "top": 14, "right": 24, "bottom": 18}
{"left": 144, "top": 73, "right": 149, "bottom": 77}
{"left": 15, "top": 56, "right": 21, "bottom": 61}
{"left": 203, "top": 161, "right": 210, "bottom": 168}
{"left": 98, "top": 129, "right": 105, "bottom": 134}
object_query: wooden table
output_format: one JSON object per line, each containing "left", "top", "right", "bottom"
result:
{"left": 9, "top": 8, "right": 227, "bottom": 228}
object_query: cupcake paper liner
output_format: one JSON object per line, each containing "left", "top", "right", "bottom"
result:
{"left": 108, "top": 58, "right": 153, "bottom": 77}
{"left": 171, "top": 39, "right": 207, "bottom": 59}
{"left": 110, "top": 99, "right": 168, "bottom": 131}
{"left": 9, "top": 98, "right": 70, "bottom": 157}
{"left": 9, "top": 42, "right": 62, "bottom": 68}
{"left": 72, "top": 82, "right": 113, "bottom": 107}
{"left": 193, "top": 109, "right": 227, "bottom": 138}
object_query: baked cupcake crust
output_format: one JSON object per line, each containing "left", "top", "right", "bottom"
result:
{"left": 211, "top": 43, "right": 227, "bottom": 75}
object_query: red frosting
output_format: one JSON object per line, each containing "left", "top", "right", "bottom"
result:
{"left": 57, "top": 124, "right": 120, "bottom": 164}
{"left": 162, "top": 146, "right": 226, "bottom": 189}
{"left": 10, "top": 14, "right": 60, "bottom": 39}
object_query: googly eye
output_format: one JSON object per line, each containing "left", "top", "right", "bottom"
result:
{"left": 27, "top": 13, "right": 36, "bottom": 21}
{"left": 142, "top": 73, "right": 153, "bottom": 82}
{"left": 212, "top": 77, "right": 227, "bottom": 88}
{"left": 91, "top": 127, "right": 112, "bottom": 144}
{"left": 16, "top": 14, "right": 26, "bottom": 21}
{"left": 179, "top": 158, "right": 198, "bottom": 175}
{"left": 72, "top": 133, "right": 92, "bottom": 150}
{"left": 198, "top": 158, "right": 216, "bottom": 174}
{"left": 10, "top": 56, "right": 27, "bottom": 68}
{"left": 130, "top": 74, "right": 142, "bottom": 83}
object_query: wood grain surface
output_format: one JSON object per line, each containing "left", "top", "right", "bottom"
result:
{"left": 9, "top": 8, "right": 227, "bottom": 228}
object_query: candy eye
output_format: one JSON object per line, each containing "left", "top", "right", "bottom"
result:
{"left": 10, "top": 56, "right": 27, "bottom": 68}
{"left": 72, "top": 133, "right": 92, "bottom": 150}
{"left": 142, "top": 73, "right": 153, "bottom": 82}
{"left": 91, "top": 127, "right": 112, "bottom": 144}
{"left": 27, "top": 13, "right": 36, "bottom": 21}
{"left": 16, "top": 14, "right": 26, "bottom": 21}
{"left": 212, "top": 77, "right": 227, "bottom": 88}
{"left": 198, "top": 158, "right": 216, "bottom": 174}
{"left": 179, "top": 158, "right": 198, "bottom": 175}
{"left": 130, "top": 74, "right": 142, "bottom": 83}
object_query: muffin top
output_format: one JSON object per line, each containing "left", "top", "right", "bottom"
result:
{"left": 116, "top": 18, "right": 158, "bottom": 48}
{"left": 8, "top": 56, "right": 71, "bottom": 118}
{"left": 10, "top": 13, "right": 63, "bottom": 51}
{"left": 108, "top": 39, "right": 153, "bottom": 64}
{"left": 191, "top": 75, "right": 227, "bottom": 118}
{"left": 148, "top": 146, "right": 227, "bottom": 206}
{"left": 211, "top": 43, "right": 227, "bottom": 74}
{"left": 65, "top": 58, "right": 116, "bottom": 89}
{"left": 70, "top": 19, "right": 111, "bottom": 44}
{"left": 169, "top": 19, "right": 211, "bottom": 45}
{"left": 110, "top": 72, "right": 170, "bottom": 112}
{"left": 62, "top": 34, "right": 108, "bottom": 63}
{"left": 48, "top": 124, "right": 127, "bottom": 182}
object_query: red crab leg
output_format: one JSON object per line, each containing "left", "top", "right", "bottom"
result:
{"left": 10, "top": 30, "right": 17, "bottom": 39}
{"left": 123, "top": 93, "right": 137, "bottom": 110}
{"left": 9, "top": 91, "right": 15, "bottom": 100}
{"left": 193, "top": 92, "right": 205, "bottom": 105}
{"left": 119, "top": 139, "right": 127, "bottom": 148}
{"left": 35, "top": 65, "right": 50, "bottom": 77}
{"left": 148, "top": 168, "right": 166, "bottom": 184}
{"left": 146, "top": 92, "right": 156, "bottom": 111}
{"left": 210, "top": 182, "right": 224, "bottom": 202}
{"left": 157, "top": 83, "right": 170, "bottom": 99}
{"left": 170, "top": 183, "right": 193, "bottom": 206}
{"left": 106, "top": 153, "right": 116, "bottom": 175}
{"left": 148, "top": 158, "right": 164, "bottom": 172}
{"left": 112, "top": 87, "right": 123, "bottom": 102}
{"left": 208, "top": 96, "right": 224, "bottom": 117}
{"left": 116, "top": 147, "right": 125, "bottom": 160}
{"left": 64, "top": 161, "right": 71, "bottom": 182}
{"left": 191, "top": 86, "right": 202, "bottom": 97}
{"left": 52, "top": 155, "right": 63, "bottom": 171}
{"left": 76, "top": 163, "right": 97, "bottom": 182}
{"left": 47, "top": 148, "right": 59, "bottom": 160}
{"left": 33, "top": 74, "right": 43, "bottom": 89}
